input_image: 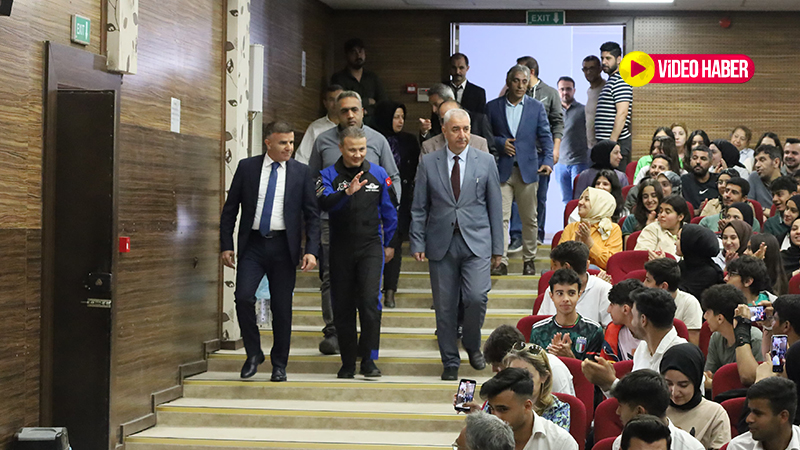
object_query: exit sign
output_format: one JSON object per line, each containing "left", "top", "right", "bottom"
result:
{"left": 526, "top": 10, "right": 565, "bottom": 26}
{"left": 71, "top": 14, "right": 91, "bottom": 46}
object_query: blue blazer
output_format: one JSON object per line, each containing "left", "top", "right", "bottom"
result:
{"left": 220, "top": 155, "right": 321, "bottom": 263}
{"left": 485, "top": 95, "right": 554, "bottom": 184}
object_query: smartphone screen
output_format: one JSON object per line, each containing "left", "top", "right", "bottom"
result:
{"left": 455, "top": 379, "right": 477, "bottom": 412}
{"left": 749, "top": 306, "right": 765, "bottom": 322}
{"left": 772, "top": 335, "right": 788, "bottom": 373}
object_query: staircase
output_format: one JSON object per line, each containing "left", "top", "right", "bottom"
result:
{"left": 126, "top": 246, "right": 549, "bottom": 450}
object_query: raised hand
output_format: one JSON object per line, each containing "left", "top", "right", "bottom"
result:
{"left": 345, "top": 171, "right": 369, "bottom": 196}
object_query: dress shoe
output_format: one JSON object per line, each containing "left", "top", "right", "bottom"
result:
{"left": 337, "top": 365, "right": 356, "bottom": 379}
{"left": 240, "top": 354, "right": 265, "bottom": 379}
{"left": 523, "top": 260, "right": 536, "bottom": 276}
{"left": 384, "top": 290, "right": 396, "bottom": 309}
{"left": 491, "top": 263, "right": 508, "bottom": 276}
{"left": 441, "top": 366, "right": 459, "bottom": 381}
{"left": 270, "top": 367, "right": 287, "bottom": 382}
{"left": 508, "top": 236, "right": 523, "bottom": 253}
{"left": 319, "top": 335, "right": 340, "bottom": 355}
{"left": 360, "top": 359, "right": 382, "bottom": 377}
{"left": 467, "top": 350, "right": 486, "bottom": 371}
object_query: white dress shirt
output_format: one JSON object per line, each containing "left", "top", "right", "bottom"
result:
{"left": 294, "top": 115, "right": 336, "bottom": 164}
{"left": 632, "top": 327, "right": 687, "bottom": 372}
{"left": 523, "top": 410, "right": 579, "bottom": 450}
{"left": 674, "top": 289, "right": 703, "bottom": 330}
{"left": 613, "top": 419, "right": 704, "bottom": 450}
{"left": 728, "top": 425, "right": 800, "bottom": 450}
{"left": 547, "top": 353, "right": 575, "bottom": 396}
{"left": 252, "top": 155, "right": 286, "bottom": 231}
{"left": 446, "top": 146, "right": 469, "bottom": 189}
{"left": 451, "top": 79, "right": 467, "bottom": 104}
{"left": 538, "top": 275, "right": 613, "bottom": 327}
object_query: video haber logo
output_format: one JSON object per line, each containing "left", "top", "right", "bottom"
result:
{"left": 620, "top": 51, "right": 754, "bottom": 87}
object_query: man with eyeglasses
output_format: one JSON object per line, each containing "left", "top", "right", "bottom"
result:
{"left": 582, "top": 55, "right": 606, "bottom": 148}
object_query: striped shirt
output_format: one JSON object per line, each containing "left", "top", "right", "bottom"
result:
{"left": 594, "top": 72, "right": 632, "bottom": 141}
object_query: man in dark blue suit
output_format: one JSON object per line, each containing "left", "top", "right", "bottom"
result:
{"left": 485, "top": 65, "right": 554, "bottom": 277}
{"left": 220, "top": 121, "right": 321, "bottom": 381}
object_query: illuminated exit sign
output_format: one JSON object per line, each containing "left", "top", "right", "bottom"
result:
{"left": 71, "top": 14, "right": 91, "bottom": 46}
{"left": 526, "top": 10, "right": 565, "bottom": 25}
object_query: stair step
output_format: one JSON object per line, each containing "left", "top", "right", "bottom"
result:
{"left": 126, "top": 427, "right": 455, "bottom": 450}
{"left": 155, "top": 398, "right": 465, "bottom": 432}
{"left": 291, "top": 289, "right": 536, "bottom": 310}
{"left": 183, "top": 373, "right": 489, "bottom": 404}
{"left": 357, "top": 256, "right": 551, "bottom": 273}
{"left": 294, "top": 271, "right": 540, "bottom": 290}
{"left": 287, "top": 306, "right": 529, "bottom": 329}
{"left": 206, "top": 348, "right": 495, "bottom": 377}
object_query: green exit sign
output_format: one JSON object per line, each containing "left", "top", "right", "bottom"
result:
{"left": 526, "top": 10, "right": 565, "bottom": 25}
{"left": 71, "top": 14, "right": 91, "bottom": 46}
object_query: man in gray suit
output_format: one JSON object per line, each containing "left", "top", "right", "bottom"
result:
{"left": 410, "top": 108, "right": 504, "bottom": 381}
{"left": 421, "top": 100, "right": 490, "bottom": 158}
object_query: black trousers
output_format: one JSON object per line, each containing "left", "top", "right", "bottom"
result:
{"left": 330, "top": 240, "right": 383, "bottom": 368}
{"left": 382, "top": 230, "right": 404, "bottom": 292}
{"left": 235, "top": 231, "right": 296, "bottom": 369}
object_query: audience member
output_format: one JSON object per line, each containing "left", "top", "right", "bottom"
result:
{"left": 373, "top": 101, "right": 421, "bottom": 308}
{"left": 419, "top": 83, "right": 454, "bottom": 140}
{"left": 657, "top": 170, "right": 682, "bottom": 198}
{"left": 731, "top": 126, "right": 755, "bottom": 172}
{"left": 634, "top": 138, "right": 681, "bottom": 184}
{"left": 591, "top": 169, "right": 625, "bottom": 221}
{"left": 750, "top": 145, "right": 784, "bottom": 210}
{"left": 447, "top": 53, "right": 486, "bottom": 115}
{"left": 784, "top": 139, "right": 800, "bottom": 176}
{"left": 721, "top": 220, "right": 754, "bottom": 267}
{"left": 661, "top": 344, "right": 731, "bottom": 450}
{"left": 595, "top": 42, "right": 633, "bottom": 168}
{"left": 747, "top": 234, "right": 789, "bottom": 296}
{"left": 420, "top": 99, "right": 490, "bottom": 156}
{"left": 582, "top": 288, "right": 685, "bottom": 392}
{"left": 295, "top": 84, "right": 343, "bottom": 164}
{"left": 634, "top": 153, "right": 672, "bottom": 188}
{"left": 634, "top": 195, "right": 689, "bottom": 257}
{"left": 634, "top": 127, "right": 675, "bottom": 177}
{"left": 463, "top": 411, "right": 515, "bottom": 450}
{"left": 410, "top": 108, "right": 503, "bottom": 380}
{"left": 764, "top": 177, "right": 799, "bottom": 238}
{"left": 485, "top": 64, "right": 554, "bottom": 276}
{"left": 621, "top": 178, "right": 664, "bottom": 237}
{"left": 556, "top": 75, "right": 590, "bottom": 203}
{"left": 602, "top": 278, "right": 645, "bottom": 361}
{"left": 682, "top": 145, "right": 720, "bottom": 209}
{"left": 699, "top": 177, "right": 753, "bottom": 232}
{"left": 672, "top": 122, "right": 689, "bottom": 164}
{"left": 785, "top": 343, "right": 800, "bottom": 424}
{"left": 714, "top": 139, "right": 750, "bottom": 177}
{"left": 610, "top": 369, "right": 704, "bottom": 450}
{"left": 757, "top": 132, "right": 782, "bottom": 152}
{"left": 330, "top": 38, "right": 387, "bottom": 121}
{"left": 530, "top": 268, "right": 604, "bottom": 360}
{"left": 480, "top": 368, "right": 578, "bottom": 450}
{"left": 583, "top": 55, "right": 606, "bottom": 148}
{"left": 503, "top": 346, "right": 571, "bottom": 430}
{"left": 727, "top": 378, "right": 799, "bottom": 450}
{"left": 699, "top": 168, "right": 738, "bottom": 217}
{"left": 677, "top": 224, "right": 725, "bottom": 300}
{"left": 574, "top": 140, "right": 628, "bottom": 199}
{"left": 782, "top": 217, "right": 800, "bottom": 277}
{"left": 761, "top": 296, "right": 800, "bottom": 359}
{"left": 561, "top": 187, "right": 623, "bottom": 269}
{"left": 620, "top": 415, "right": 672, "bottom": 450}
{"left": 644, "top": 258, "right": 703, "bottom": 346}
{"left": 539, "top": 241, "right": 612, "bottom": 326}
{"left": 701, "top": 284, "right": 763, "bottom": 387}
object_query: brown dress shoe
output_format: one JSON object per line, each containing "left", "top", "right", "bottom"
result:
{"left": 523, "top": 260, "right": 536, "bottom": 275}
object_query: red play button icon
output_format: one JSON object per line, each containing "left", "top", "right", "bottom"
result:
{"left": 631, "top": 60, "right": 647, "bottom": 77}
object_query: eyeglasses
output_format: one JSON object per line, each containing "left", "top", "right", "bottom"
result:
{"left": 512, "top": 342, "right": 545, "bottom": 354}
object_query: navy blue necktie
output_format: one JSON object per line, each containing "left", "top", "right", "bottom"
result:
{"left": 259, "top": 162, "right": 280, "bottom": 236}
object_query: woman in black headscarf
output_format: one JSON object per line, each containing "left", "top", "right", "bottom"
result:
{"left": 781, "top": 217, "right": 800, "bottom": 278}
{"left": 678, "top": 224, "right": 725, "bottom": 299}
{"left": 713, "top": 139, "right": 749, "bottom": 178}
{"left": 373, "top": 100, "right": 420, "bottom": 308}
{"left": 661, "top": 344, "right": 731, "bottom": 450}
{"left": 573, "top": 140, "right": 629, "bottom": 199}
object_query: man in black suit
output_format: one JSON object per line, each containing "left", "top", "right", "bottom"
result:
{"left": 220, "top": 121, "right": 321, "bottom": 381}
{"left": 420, "top": 83, "right": 496, "bottom": 155}
{"left": 448, "top": 53, "right": 486, "bottom": 115}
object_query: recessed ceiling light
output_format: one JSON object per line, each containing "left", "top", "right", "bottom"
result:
{"left": 609, "top": 0, "right": 673, "bottom": 3}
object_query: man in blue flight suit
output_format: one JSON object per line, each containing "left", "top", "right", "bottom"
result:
{"left": 317, "top": 126, "right": 398, "bottom": 378}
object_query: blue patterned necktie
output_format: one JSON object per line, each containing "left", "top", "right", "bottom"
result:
{"left": 259, "top": 162, "right": 280, "bottom": 236}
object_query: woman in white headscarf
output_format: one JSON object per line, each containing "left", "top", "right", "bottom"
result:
{"left": 561, "top": 187, "right": 622, "bottom": 270}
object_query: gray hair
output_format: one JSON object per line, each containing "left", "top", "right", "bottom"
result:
{"left": 443, "top": 108, "right": 471, "bottom": 127}
{"left": 339, "top": 126, "right": 366, "bottom": 146}
{"left": 506, "top": 64, "right": 531, "bottom": 83}
{"left": 428, "top": 83, "right": 455, "bottom": 102}
{"left": 337, "top": 90, "right": 362, "bottom": 106}
{"left": 465, "top": 411, "right": 515, "bottom": 450}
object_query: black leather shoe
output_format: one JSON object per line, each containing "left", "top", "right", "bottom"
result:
{"left": 468, "top": 350, "right": 486, "bottom": 371}
{"left": 319, "top": 335, "right": 340, "bottom": 355}
{"left": 270, "top": 367, "right": 287, "bottom": 382}
{"left": 491, "top": 263, "right": 507, "bottom": 276}
{"left": 240, "top": 354, "right": 265, "bottom": 379}
{"left": 442, "top": 366, "right": 459, "bottom": 381}
{"left": 360, "top": 359, "right": 382, "bottom": 377}
{"left": 523, "top": 260, "right": 536, "bottom": 276}
{"left": 337, "top": 365, "right": 356, "bottom": 378}
{"left": 384, "top": 290, "right": 396, "bottom": 309}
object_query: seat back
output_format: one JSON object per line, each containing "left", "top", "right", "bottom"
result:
{"left": 554, "top": 392, "right": 588, "bottom": 450}
{"left": 690, "top": 216, "right": 704, "bottom": 224}
{"left": 686, "top": 201, "right": 695, "bottom": 219}
{"left": 748, "top": 199, "right": 764, "bottom": 226}
{"left": 539, "top": 271, "right": 553, "bottom": 297}
{"left": 613, "top": 360, "right": 634, "bottom": 379}
{"left": 625, "top": 161, "right": 637, "bottom": 184}
{"left": 625, "top": 231, "right": 641, "bottom": 251}
{"left": 712, "top": 363, "right": 745, "bottom": 399}
{"left": 565, "top": 199, "right": 580, "bottom": 227}
{"left": 622, "top": 184, "right": 633, "bottom": 200}
{"left": 699, "top": 321, "right": 712, "bottom": 356}
{"left": 516, "top": 315, "right": 552, "bottom": 341}
{"left": 721, "top": 397, "right": 746, "bottom": 438}
{"left": 594, "top": 397, "right": 623, "bottom": 442}
{"left": 552, "top": 230, "right": 563, "bottom": 248}
{"left": 558, "top": 356, "right": 595, "bottom": 427}
{"left": 533, "top": 293, "right": 545, "bottom": 314}
{"left": 592, "top": 437, "right": 618, "bottom": 450}
{"left": 573, "top": 176, "right": 581, "bottom": 200}
{"left": 790, "top": 274, "right": 800, "bottom": 294}
{"left": 673, "top": 319, "right": 689, "bottom": 340}
{"left": 606, "top": 251, "right": 650, "bottom": 284}
{"left": 624, "top": 269, "right": 647, "bottom": 282}
{"left": 618, "top": 215, "right": 627, "bottom": 228}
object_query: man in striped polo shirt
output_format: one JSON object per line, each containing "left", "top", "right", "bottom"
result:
{"left": 595, "top": 41, "right": 633, "bottom": 169}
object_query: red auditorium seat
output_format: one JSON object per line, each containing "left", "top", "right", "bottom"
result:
{"left": 593, "top": 437, "right": 617, "bottom": 450}
{"left": 559, "top": 356, "right": 595, "bottom": 429}
{"left": 594, "top": 397, "right": 623, "bottom": 442}
{"left": 618, "top": 215, "right": 627, "bottom": 228}
{"left": 573, "top": 176, "right": 581, "bottom": 199}
{"left": 613, "top": 360, "right": 633, "bottom": 379}
{"left": 565, "top": 199, "right": 579, "bottom": 226}
{"left": 554, "top": 392, "right": 588, "bottom": 450}
{"left": 624, "top": 269, "right": 646, "bottom": 282}
{"left": 790, "top": 274, "right": 800, "bottom": 294}
{"left": 606, "top": 251, "right": 675, "bottom": 284}
{"left": 626, "top": 161, "right": 637, "bottom": 184}
{"left": 622, "top": 184, "right": 633, "bottom": 200}
{"left": 699, "top": 321, "right": 712, "bottom": 356}
{"left": 533, "top": 293, "right": 544, "bottom": 314}
{"left": 690, "top": 216, "right": 704, "bottom": 224}
{"left": 721, "top": 443, "right": 729, "bottom": 450}
{"left": 516, "top": 315, "right": 552, "bottom": 341}
{"left": 771, "top": 204, "right": 777, "bottom": 216}
{"left": 673, "top": 318, "right": 689, "bottom": 340}
{"left": 712, "top": 363, "right": 745, "bottom": 400}
{"left": 748, "top": 199, "right": 764, "bottom": 226}
{"left": 686, "top": 201, "right": 695, "bottom": 219}
{"left": 625, "top": 231, "right": 641, "bottom": 250}
{"left": 552, "top": 230, "right": 563, "bottom": 248}
{"left": 721, "top": 397, "right": 746, "bottom": 438}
